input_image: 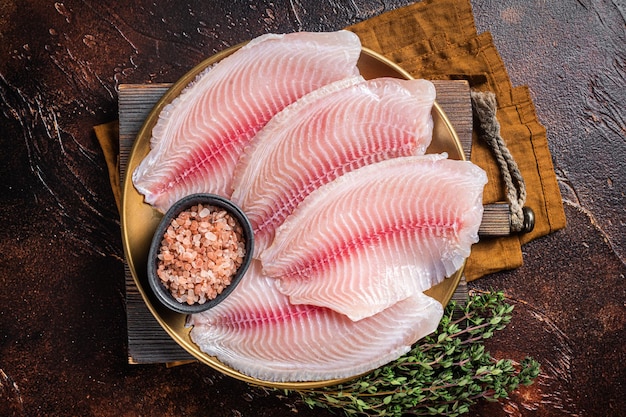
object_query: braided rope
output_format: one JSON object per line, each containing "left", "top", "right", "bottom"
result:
{"left": 471, "top": 90, "right": 527, "bottom": 232}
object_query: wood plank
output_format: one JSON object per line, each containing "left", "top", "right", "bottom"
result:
{"left": 118, "top": 84, "right": 195, "bottom": 364}
{"left": 118, "top": 80, "right": 492, "bottom": 364}
{"left": 479, "top": 203, "right": 512, "bottom": 236}
{"left": 432, "top": 80, "right": 512, "bottom": 237}
{"left": 431, "top": 80, "right": 473, "bottom": 159}
{"left": 118, "top": 84, "right": 171, "bottom": 184}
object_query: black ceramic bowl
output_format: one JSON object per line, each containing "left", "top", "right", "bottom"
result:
{"left": 147, "top": 193, "right": 254, "bottom": 314}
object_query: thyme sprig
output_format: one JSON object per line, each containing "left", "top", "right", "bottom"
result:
{"left": 289, "top": 291, "right": 540, "bottom": 416}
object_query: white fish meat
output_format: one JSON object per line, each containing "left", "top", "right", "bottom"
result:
{"left": 260, "top": 155, "right": 487, "bottom": 321}
{"left": 231, "top": 76, "right": 436, "bottom": 257}
{"left": 132, "top": 30, "right": 361, "bottom": 212}
{"left": 188, "top": 260, "right": 443, "bottom": 382}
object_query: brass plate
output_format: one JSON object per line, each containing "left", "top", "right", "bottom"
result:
{"left": 121, "top": 45, "right": 464, "bottom": 389}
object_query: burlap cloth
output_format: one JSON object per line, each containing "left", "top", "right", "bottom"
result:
{"left": 95, "top": 0, "right": 566, "bottom": 281}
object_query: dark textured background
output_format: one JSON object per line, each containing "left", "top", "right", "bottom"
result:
{"left": 1, "top": 1, "right": 624, "bottom": 416}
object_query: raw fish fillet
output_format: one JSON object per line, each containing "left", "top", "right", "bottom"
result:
{"left": 188, "top": 260, "right": 443, "bottom": 382}
{"left": 231, "top": 76, "right": 436, "bottom": 257}
{"left": 260, "top": 155, "right": 487, "bottom": 321}
{"left": 132, "top": 30, "right": 361, "bottom": 212}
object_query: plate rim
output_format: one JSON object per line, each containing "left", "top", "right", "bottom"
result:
{"left": 121, "top": 43, "right": 464, "bottom": 389}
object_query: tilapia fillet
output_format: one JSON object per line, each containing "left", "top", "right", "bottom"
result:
{"left": 231, "top": 76, "right": 436, "bottom": 257}
{"left": 261, "top": 155, "right": 487, "bottom": 321}
{"left": 188, "top": 260, "right": 443, "bottom": 382}
{"left": 132, "top": 30, "right": 361, "bottom": 212}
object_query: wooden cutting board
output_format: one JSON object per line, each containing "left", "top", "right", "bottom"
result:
{"left": 118, "top": 80, "right": 509, "bottom": 364}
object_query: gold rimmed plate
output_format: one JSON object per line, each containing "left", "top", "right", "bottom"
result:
{"left": 121, "top": 44, "right": 465, "bottom": 390}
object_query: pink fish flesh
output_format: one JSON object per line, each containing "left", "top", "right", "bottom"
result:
{"left": 260, "top": 155, "right": 487, "bottom": 321}
{"left": 231, "top": 76, "right": 436, "bottom": 257}
{"left": 187, "top": 260, "right": 443, "bottom": 382}
{"left": 132, "top": 30, "right": 361, "bottom": 212}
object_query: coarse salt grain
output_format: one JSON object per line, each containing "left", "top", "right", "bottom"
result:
{"left": 157, "top": 204, "right": 245, "bottom": 305}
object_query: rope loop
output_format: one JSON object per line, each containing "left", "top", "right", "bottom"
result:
{"left": 471, "top": 90, "right": 528, "bottom": 233}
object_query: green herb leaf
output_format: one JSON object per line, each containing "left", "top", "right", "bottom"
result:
{"left": 287, "top": 291, "right": 541, "bottom": 417}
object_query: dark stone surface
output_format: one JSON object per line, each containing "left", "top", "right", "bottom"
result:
{"left": 471, "top": 203, "right": 626, "bottom": 416}
{"left": 1, "top": 1, "right": 624, "bottom": 416}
